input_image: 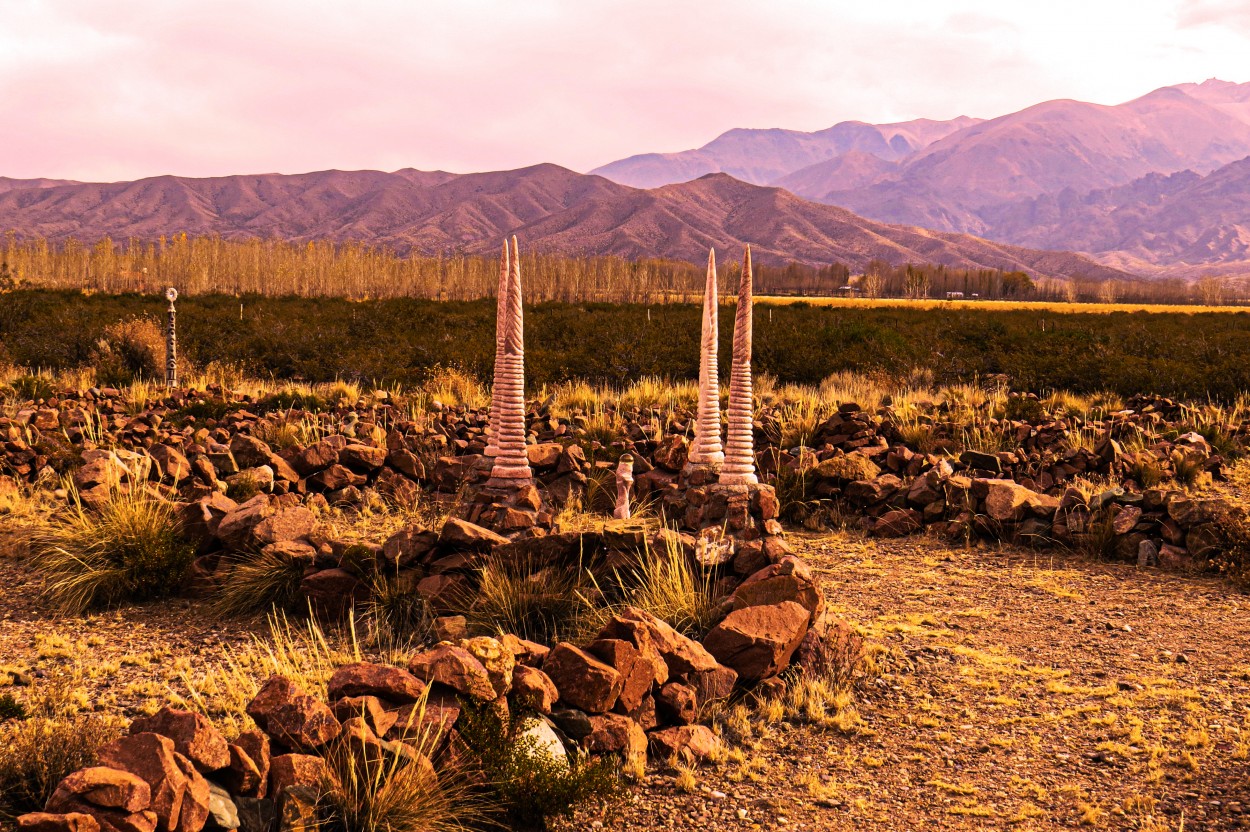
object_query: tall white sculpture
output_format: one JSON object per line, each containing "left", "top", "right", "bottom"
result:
{"left": 720, "top": 246, "right": 758, "bottom": 486}
{"left": 685, "top": 248, "right": 724, "bottom": 473}
{"left": 484, "top": 240, "right": 510, "bottom": 458}
{"left": 486, "top": 236, "right": 533, "bottom": 486}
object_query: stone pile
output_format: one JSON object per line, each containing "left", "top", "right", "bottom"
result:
{"left": 20, "top": 538, "right": 842, "bottom": 832}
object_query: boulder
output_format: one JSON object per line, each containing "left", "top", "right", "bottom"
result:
{"left": 129, "top": 709, "right": 230, "bottom": 774}
{"left": 655, "top": 682, "right": 697, "bottom": 726}
{"left": 267, "top": 756, "right": 326, "bottom": 804}
{"left": 407, "top": 644, "right": 496, "bottom": 701}
{"left": 339, "top": 444, "right": 387, "bottom": 473}
{"left": 290, "top": 441, "right": 338, "bottom": 477}
{"left": 385, "top": 686, "right": 461, "bottom": 747}
{"left": 729, "top": 557, "right": 821, "bottom": 621}
{"left": 542, "top": 643, "right": 623, "bottom": 715}
{"left": 246, "top": 677, "right": 340, "bottom": 752}
{"left": 205, "top": 784, "right": 239, "bottom": 832}
{"left": 214, "top": 496, "right": 273, "bottom": 549}
{"left": 169, "top": 755, "right": 209, "bottom": 832}
{"left": 221, "top": 730, "right": 269, "bottom": 799}
{"left": 327, "top": 663, "right": 426, "bottom": 704}
{"left": 702, "top": 601, "right": 810, "bottom": 683}
{"left": 598, "top": 606, "right": 719, "bottom": 679}
{"left": 587, "top": 639, "right": 655, "bottom": 714}
{"left": 380, "top": 526, "right": 439, "bottom": 569}
{"left": 582, "top": 714, "right": 646, "bottom": 770}
{"left": 149, "top": 446, "right": 192, "bottom": 482}
{"left": 17, "top": 814, "right": 102, "bottom": 832}
{"left": 331, "top": 696, "right": 398, "bottom": 739}
{"left": 648, "top": 725, "right": 722, "bottom": 764}
{"left": 982, "top": 479, "right": 1034, "bottom": 522}
{"left": 307, "top": 464, "right": 364, "bottom": 492}
{"left": 251, "top": 508, "right": 315, "bottom": 547}
{"left": 511, "top": 665, "right": 559, "bottom": 714}
{"left": 95, "top": 734, "right": 187, "bottom": 832}
{"left": 459, "top": 637, "right": 515, "bottom": 698}
{"left": 438, "top": 518, "right": 509, "bottom": 551}
{"left": 46, "top": 768, "right": 152, "bottom": 813}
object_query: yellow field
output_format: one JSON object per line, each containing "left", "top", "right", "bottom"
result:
{"left": 755, "top": 295, "right": 1250, "bottom": 314}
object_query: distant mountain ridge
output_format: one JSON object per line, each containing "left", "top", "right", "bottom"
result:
{"left": 0, "top": 164, "right": 1128, "bottom": 281}
{"left": 591, "top": 79, "right": 1250, "bottom": 274}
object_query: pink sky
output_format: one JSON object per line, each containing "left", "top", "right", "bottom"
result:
{"left": 3, "top": 0, "right": 1248, "bottom": 182}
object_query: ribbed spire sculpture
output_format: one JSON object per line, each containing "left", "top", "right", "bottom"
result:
{"left": 720, "top": 245, "right": 758, "bottom": 486}
{"left": 486, "top": 236, "right": 533, "bottom": 486}
{"left": 685, "top": 248, "right": 724, "bottom": 472}
{"left": 484, "top": 239, "right": 510, "bottom": 458}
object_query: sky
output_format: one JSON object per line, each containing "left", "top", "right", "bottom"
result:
{"left": 2, "top": 0, "right": 1248, "bottom": 182}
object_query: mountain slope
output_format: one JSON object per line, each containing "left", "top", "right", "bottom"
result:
{"left": 0, "top": 165, "right": 1127, "bottom": 280}
{"left": 589, "top": 117, "right": 978, "bottom": 189}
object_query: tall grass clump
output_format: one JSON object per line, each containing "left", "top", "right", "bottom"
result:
{"left": 619, "top": 534, "right": 720, "bottom": 639}
{"left": 30, "top": 489, "right": 195, "bottom": 613}
{"left": 211, "top": 546, "right": 310, "bottom": 618}
{"left": 0, "top": 674, "right": 125, "bottom": 821}
{"left": 464, "top": 550, "right": 600, "bottom": 644}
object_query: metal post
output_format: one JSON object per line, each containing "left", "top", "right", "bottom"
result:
{"left": 165, "top": 287, "right": 178, "bottom": 389}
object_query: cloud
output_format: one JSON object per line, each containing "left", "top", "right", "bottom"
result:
{"left": 1177, "top": 0, "right": 1250, "bottom": 31}
{"left": 0, "top": 0, "right": 1244, "bottom": 180}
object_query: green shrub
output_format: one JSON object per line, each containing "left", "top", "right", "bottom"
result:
{"left": 30, "top": 490, "right": 196, "bottom": 613}
{"left": 7, "top": 374, "right": 55, "bottom": 402}
{"left": 90, "top": 316, "right": 165, "bottom": 387}
{"left": 457, "top": 704, "right": 622, "bottom": 830}
{"left": 0, "top": 693, "right": 26, "bottom": 721}
{"left": 257, "top": 390, "right": 327, "bottom": 414}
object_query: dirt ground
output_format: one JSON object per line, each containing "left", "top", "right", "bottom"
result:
{"left": 2, "top": 533, "right": 1248, "bottom": 831}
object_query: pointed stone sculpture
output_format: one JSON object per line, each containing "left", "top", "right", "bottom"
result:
{"left": 484, "top": 239, "right": 510, "bottom": 458}
{"left": 486, "top": 236, "right": 533, "bottom": 486}
{"left": 720, "top": 246, "right": 758, "bottom": 486}
{"left": 614, "top": 453, "right": 635, "bottom": 520}
{"left": 685, "top": 248, "right": 724, "bottom": 474}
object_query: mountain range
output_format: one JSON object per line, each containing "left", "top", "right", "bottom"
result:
{"left": 592, "top": 79, "right": 1250, "bottom": 276}
{"left": 0, "top": 165, "right": 1128, "bottom": 281}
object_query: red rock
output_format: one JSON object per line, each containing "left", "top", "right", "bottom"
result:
{"left": 168, "top": 755, "right": 208, "bottom": 832}
{"left": 300, "top": 568, "right": 368, "bottom": 616}
{"left": 268, "top": 754, "right": 327, "bottom": 802}
{"left": 129, "top": 708, "right": 230, "bottom": 774}
{"left": 587, "top": 639, "right": 654, "bottom": 713}
{"left": 597, "top": 607, "right": 711, "bottom": 678}
{"left": 542, "top": 643, "right": 623, "bottom": 714}
{"left": 407, "top": 644, "right": 496, "bottom": 701}
{"left": 290, "top": 441, "right": 339, "bottom": 476}
{"left": 221, "top": 730, "right": 269, "bottom": 799}
{"left": 730, "top": 557, "right": 822, "bottom": 621}
{"left": 214, "top": 495, "right": 273, "bottom": 548}
{"left": 415, "top": 573, "right": 471, "bottom": 614}
{"left": 265, "top": 693, "right": 341, "bottom": 753}
{"left": 95, "top": 734, "right": 186, "bottom": 832}
{"left": 17, "top": 814, "right": 101, "bottom": 832}
{"left": 385, "top": 686, "right": 461, "bottom": 747}
{"left": 869, "top": 508, "right": 922, "bottom": 537}
{"left": 327, "top": 663, "right": 426, "bottom": 704}
{"left": 511, "top": 665, "right": 559, "bottom": 714}
{"left": 308, "top": 464, "right": 365, "bottom": 492}
{"left": 460, "top": 636, "right": 515, "bottom": 698}
{"left": 246, "top": 676, "right": 297, "bottom": 730}
{"left": 252, "top": 507, "right": 315, "bottom": 546}
{"left": 340, "top": 444, "right": 387, "bottom": 473}
{"left": 149, "top": 446, "right": 191, "bottom": 482}
{"left": 499, "top": 633, "right": 550, "bottom": 666}
{"left": 380, "top": 526, "right": 439, "bottom": 569}
{"left": 331, "top": 696, "right": 398, "bottom": 739}
{"left": 437, "top": 517, "right": 509, "bottom": 551}
{"left": 702, "top": 601, "right": 810, "bottom": 683}
{"left": 648, "top": 725, "right": 722, "bottom": 763}
{"left": 582, "top": 714, "right": 646, "bottom": 769}
{"left": 655, "top": 682, "right": 697, "bottom": 726}
{"left": 46, "top": 768, "right": 151, "bottom": 813}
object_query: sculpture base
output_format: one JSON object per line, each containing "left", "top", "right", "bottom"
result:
{"left": 456, "top": 479, "right": 551, "bottom": 537}
{"left": 658, "top": 481, "right": 792, "bottom": 576}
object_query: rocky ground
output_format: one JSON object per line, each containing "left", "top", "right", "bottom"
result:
{"left": 3, "top": 531, "right": 1246, "bottom": 831}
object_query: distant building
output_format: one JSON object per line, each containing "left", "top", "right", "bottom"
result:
{"left": 945, "top": 291, "right": 964, "bottom": 299}
{"left": 837, "top": 285, "right": 863, "bottom": 296}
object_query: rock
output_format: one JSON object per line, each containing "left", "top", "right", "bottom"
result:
{"left": 982, "top": 479, "right": 1035, "bottom": 522}
{"left": 460, "top": 636, "right": 516, "bottom": 698}
{"left": 511, "top": 665, "right": 559, "bottom": 714}
{"left": 267, "top": 756, "right": 326, "bottom": 804}
{"left": 290, "top": 441, "right": 338, "bottom": 476}
{"left": 339, "top": 444, "right": 386, "bottom": 473}
{"left": 386, "top": 686, "right": 461, "bottom": 746}
{"left": 415, "top": 574, "right": 471, "bottom": 614}
{"left": 221, "top": 730, "right": 269, "bottom": 799}
{"left": 407, "top": 643, "right": 496, "bottom": 701}
{"left": 702, "top": 601, "right": 810, "bottom": 683}
{"left": 380, "top": 526, "right": 439, "bottom": 569}
{"left": 542, "top": 643, "right": 623, "bottom": 714}
{"left": 960, "top": 450, "right": 1002, "bottom": 474}
{"left": 17, "top": 815, "right": 101, "bottom": 832}
{"left": 583, "top": 714, "right": 646, "bottom": 770}
{"left": 656, "top": 682, "right": 697, "bottom": 726}
{"left": 438, "top": 518, "right": 509, "bottom": 551}
{"left": 526, "top": 443, "right": 563, "bottom": 468}
{"left": 214, "top": 495, "right": 273, "bottom": 549}
{"left": 251, "top": 508, "right": 315, "bottom": 547}
{"left": 814, "top": 453, "right": 880, "bottom": 483}
{"left": 95, "top": 734, "right": 187, "bottom": 832}
{"left": 587, "top": 639, "right": 655, "bottom": 714}
{"left": 432, "top": 616, "right": 468, "bottom": 642}
{"left": 499, "top": 634, "right": 550, "bottom": 666}
{"left": 150, "top": 446, "right": 192, "bottom": 482}
{"left": 229, "top": 435, "right": 299, "bottom": 483}
{"left": 729, "top": 557, "right": 821, "bottom": 621}
{"left": 299, "top": 568, "right": 368, "bottom": 617}
{"left": 129, "top": 709, "right": 231, "bottom": 775}
{"left": 517, "top": 717, "right": 569, "bottom": 769}
{"left": 648, "top": 725, "right": 722, "bottom": 764}
{"left": 204, "top": 784, "right": 238, "bottom": 831}
{"left": 246, "top": 676, "right": 340, "bottom": 752}
{"left": 46, "top": 768, "right": 152, "bottom": 813}
{"left": 169, "top": 755, "right": 209, "bottom": 832}
{"left": 869, "top": 508, "right": 922, "bottom": 537}
{"left": 598, "top": 606, "right": 720, "bottom": 678}
{"left": 331, "top": 696, "right": 398, "bottom": 739}
{"left": 231, "top": 798, "right": 273, "bottom": 832}
{"left": 274, "top": 785, "right": 318, "bottom": 832}
{"left": 327, "top": 663, "right": 426, "bottom": 704}
{"left": 307, "top": 464, "right": 364, "bottom": 492}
